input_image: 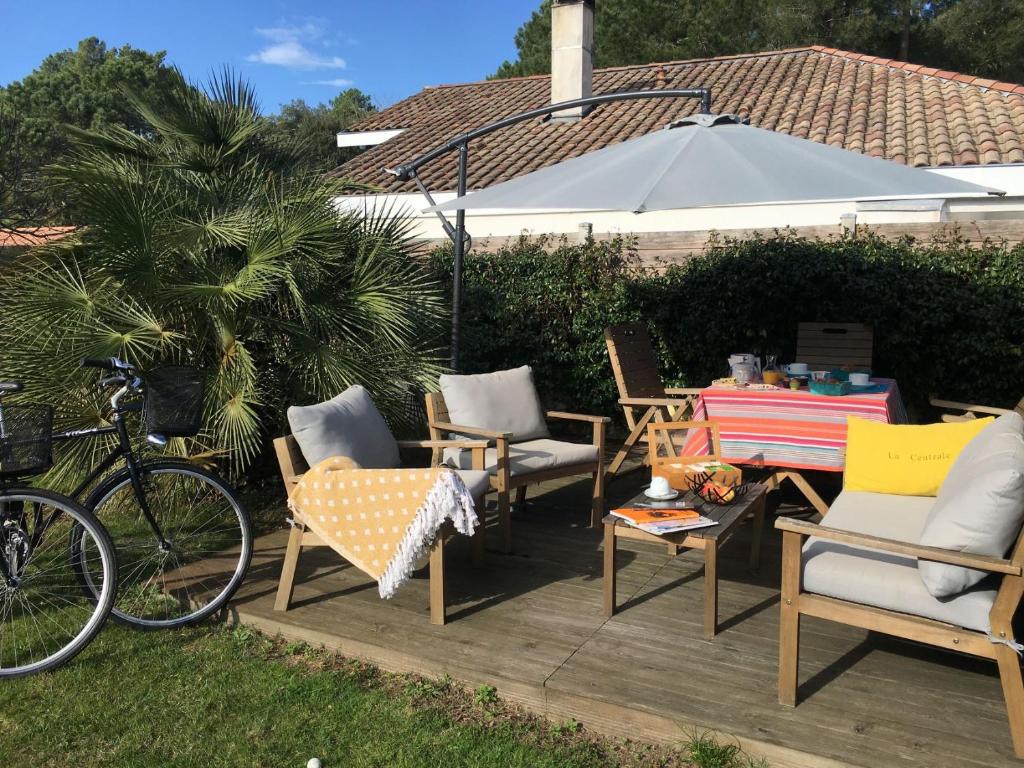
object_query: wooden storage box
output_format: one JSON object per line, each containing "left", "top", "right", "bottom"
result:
{"left": 647, "top": 420, "right": 742, "bottom": 491}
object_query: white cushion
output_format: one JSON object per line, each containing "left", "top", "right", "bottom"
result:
{"left": 919, "top": 412, "right": 1024, "bottom": 597}
{"left": 287, "top": 385, "right": 400, "bottom": 470}
{"left": 803, "top": 491, "right": 998, "bottom": 632}
{"left": 453, "top": 469, "right": 491, "bottom": 500}
{"left": 443, "top": 438, "right": 598, "bottom": 476}
{"left": 439, "top": 366, "right": 550, "bottom": 442}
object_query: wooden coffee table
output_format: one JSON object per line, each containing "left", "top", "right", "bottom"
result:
{"left": 602, "top": 482, "right": 767, "bottom": 639}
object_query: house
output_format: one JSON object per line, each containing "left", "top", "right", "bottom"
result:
{"left": 332, "top": 0, "right": 1024, "bottom": 245}
{"left": 0, "top": 226, "right": 74, "bottom": 266}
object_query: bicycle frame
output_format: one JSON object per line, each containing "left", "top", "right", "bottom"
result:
{"left": 53, "top": 400, "right": 170, "bottom": 548}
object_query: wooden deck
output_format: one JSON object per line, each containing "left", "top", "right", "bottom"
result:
{"left": 226, "top": 473, "right": 1021, "bottom": 768}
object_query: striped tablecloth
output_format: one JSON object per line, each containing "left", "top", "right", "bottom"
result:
{"left": 683, "top": 379, "right": 908, "bottom": 472}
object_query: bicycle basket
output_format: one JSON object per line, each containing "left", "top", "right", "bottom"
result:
{"left": 143, "top": 366, "right": 206, "bottom": 437}
{"left": 0, "top": 404, "right": 54, "bottom": 478}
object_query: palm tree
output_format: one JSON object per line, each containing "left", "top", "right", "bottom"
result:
{"left": 0, "top": 73, "right": 446, "bottom": 477}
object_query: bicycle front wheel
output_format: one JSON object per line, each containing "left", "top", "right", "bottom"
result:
{"left": 0, "top": 489, "right": 117, "bottom": 678}
{"left": 80, "top": 461, "right": 252, "bottom": 629}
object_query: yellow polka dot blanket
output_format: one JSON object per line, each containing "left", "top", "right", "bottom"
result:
{"left": 288, "top": 457, "right": 479, "bottom": 598}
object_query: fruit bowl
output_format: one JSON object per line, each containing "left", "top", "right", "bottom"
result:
{"left": 686, "top": 470, "right": 749, "bottom": 505}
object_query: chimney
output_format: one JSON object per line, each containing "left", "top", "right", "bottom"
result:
{"left": 550, "top": 0, "right": 594, "bottom": 122}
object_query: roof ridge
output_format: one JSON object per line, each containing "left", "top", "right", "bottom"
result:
{"left": 426, "top": 47, "right": 819, "bottom": 90}
{"left": 808, "top": 45, "right": 1024, "bottom": 95}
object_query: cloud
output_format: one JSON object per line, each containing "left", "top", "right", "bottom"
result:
{"left": 303, "top": 78, "right": 355, "bottom": 87}
{"left": 254, "top": 23, "right": 323, "bottom": 43}
{"left": 247, "top": 20, "right": 347, "bottom": 70}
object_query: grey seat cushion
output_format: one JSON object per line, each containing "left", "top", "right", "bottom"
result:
{"left": 919, "top": 412, "right": 1024, "bottom": 597}
{"left": 453, "top": 469, "right": 491, "bottom": 500}
{"left": 287, "top": 385, "right": 400, "bottom": 470}
{"left": 443, "top": 438, "right": 598, "bottom": 476}
{"left": 439, "top": 366, "right": 550, "bottom": 442}
{"left": 803, "top": 490, "right": 998, "bottom": 632}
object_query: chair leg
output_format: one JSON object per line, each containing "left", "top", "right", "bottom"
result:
{"left": 515, "top": 486, "right": 527, "bottom": 511}
{"left": 778, "top": 530, "right": 802, "bottom": 706}
{"left": 429, "top": 536, "right": 446, "bottom": 626}
{"left": 996, "top": 644, "right": 1024, "bottom": 758}
{"left": 749, "top": 491, "right": 766, "bottom": 573}
{"left": 591, "top": 466, "right": 605, "bottom": 529}
{"left": 471, "top": 501, "right": 486, "bottom": 566}
{"left": 608, "top": 407, "right": 656, "bottom": 475}
{"left": 274, "top": 522, "right": 304, "bottom": 612}
{"left": 498, "top": 490, "right": 512, "bottom": 554}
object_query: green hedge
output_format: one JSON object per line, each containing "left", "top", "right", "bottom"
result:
{"left": 431, "top": 231, "right": 1024, "bottom": 422}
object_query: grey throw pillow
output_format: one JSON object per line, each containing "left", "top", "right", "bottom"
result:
{"left": 918, "top": 412, "right": 1024, "bottom": 597}
{"left": 287, "top": 385, "right": 400, "bottom": 470}
{"left": 439, "top": 366, "right": 550, "bottom": 443}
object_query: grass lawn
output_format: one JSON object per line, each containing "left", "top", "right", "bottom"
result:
{"left": 0, "top": 623, "right": 766, "bottom": 768}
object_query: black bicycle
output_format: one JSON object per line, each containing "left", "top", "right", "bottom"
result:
{"left": 65, "top": 358, "right": 253, "bottom": 629}
{"left": 0, "top": 382, "right": 118, "bottom": 677}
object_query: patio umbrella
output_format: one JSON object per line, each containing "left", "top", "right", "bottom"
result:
{"left": 429, "top": 113, "right": 1001, "bottom": 213}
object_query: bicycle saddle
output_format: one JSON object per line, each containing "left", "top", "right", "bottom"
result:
{"left": 0, "top": 381, "right": 24, "bottom": 394}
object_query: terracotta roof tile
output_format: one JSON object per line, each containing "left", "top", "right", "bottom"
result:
{"left": 0, "top": 226, "right": 76, "bottom": 248}
{"left": 336, "top": 47, "right": 1024, "bottom": 192}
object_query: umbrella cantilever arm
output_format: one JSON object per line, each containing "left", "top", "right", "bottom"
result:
{"left": 387, "top": 88, "right": 713, "bottom": 372}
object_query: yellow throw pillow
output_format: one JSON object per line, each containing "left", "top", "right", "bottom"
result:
{"left": 844, "top": 416, "right": 993, "bottom": 496}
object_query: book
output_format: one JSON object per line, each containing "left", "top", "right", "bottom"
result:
{"left": 637, "top": 516, "right": 718, "bottom": 535}
{"left": 610, "top": 506, "right": 700, "bottom": 526}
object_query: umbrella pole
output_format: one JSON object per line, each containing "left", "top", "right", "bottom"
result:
{"left": 451, "top": 141, "right": 469, "bottom": 372}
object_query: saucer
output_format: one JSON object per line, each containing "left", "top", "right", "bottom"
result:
{"left": 644, "top": 488, "right": 680, "bottom": 500}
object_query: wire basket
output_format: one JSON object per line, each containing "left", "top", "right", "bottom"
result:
{"left": 143, "top": 366, "right": 206, "bottom": 437}
{"left": 0, "top": 404, "right": 54, "bottom": 478}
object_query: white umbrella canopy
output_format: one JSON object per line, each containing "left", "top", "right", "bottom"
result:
{"left": 429, "top": 114, "right": 1002, "bottom": 214}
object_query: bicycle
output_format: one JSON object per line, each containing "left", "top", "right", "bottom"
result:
{"left": 64, "top": 358, "right": 253, "bottom": 629}
{"left": 0, "top": 381, "right": 118, "bottom": 677}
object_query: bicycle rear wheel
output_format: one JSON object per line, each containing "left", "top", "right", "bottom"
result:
{"left": 0, "top": 489, "right": 117, "bottom": 678}
{"left": 79, "top": 461, "right": 252, "bottom": 629}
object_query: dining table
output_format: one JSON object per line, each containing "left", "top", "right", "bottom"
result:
{"left": 681, "top": 378, "right": 907, "bottom": 513}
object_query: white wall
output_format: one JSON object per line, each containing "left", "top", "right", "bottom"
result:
{"left": 335, "top": 165, "right": 1024, "bottom": 241}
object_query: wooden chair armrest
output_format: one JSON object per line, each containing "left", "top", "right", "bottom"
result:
{"left": 397, "top": 439, "right": 489, "bottom": 450}
{"left": 929, "top": 397, "right": 1010, "bottom": 416}
{"left": 775, "top": 518, "right": 1021, "bottom": 575}
{"left": 663, "top": 387, "right": 703, "bottom": 396}
{"left": 546, "top": 411, "right": 611, "bottom": 424}
{"left": 428, "top": 421, "right": 512, "bottom": 441}
{"left": 619, "top": 397, "right": 697, "bottom": 407}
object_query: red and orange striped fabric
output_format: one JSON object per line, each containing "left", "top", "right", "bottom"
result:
{"left": 682, "top": 379, "right": 907, "bottom": 472}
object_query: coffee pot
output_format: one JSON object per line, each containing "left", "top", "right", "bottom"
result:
{"left": 728, "top": 353, "right": 761, "bottom": 384}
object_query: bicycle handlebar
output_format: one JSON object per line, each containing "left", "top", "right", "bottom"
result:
{"left": 80, "top": 358, "right": 116, "bottom": 371}
{"left": 80, "top": 357, "right": 135, "bottom": 373}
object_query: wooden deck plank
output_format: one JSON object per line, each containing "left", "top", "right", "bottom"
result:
{"left": 223, "top": 473, "right": 1023, "bottom": 768}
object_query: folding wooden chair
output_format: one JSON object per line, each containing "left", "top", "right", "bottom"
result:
{"left": 604, "top": 323, "right": 701, "bottom": 475}
{"left": 796, "top": 322, "right": 873, "bottom": 370}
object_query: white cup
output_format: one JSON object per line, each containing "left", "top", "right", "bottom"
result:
{"left": 812, "top": 370, "right": 830, "bottom": 382}
{"left": 648, "top": 476, "right": 672, "bottom": 496}
{"left": 788, "top": 362, "right": 809, "bottom": 375}
{"left": 849, "top": 372, "right": 871, "bottom": 386}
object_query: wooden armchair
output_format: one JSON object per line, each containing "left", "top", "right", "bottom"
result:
{"left": 777, "top": 513, "right": 1024, "bottom": 757}
{"left": 930, "top": 396, "right": 1024, "bottom": 423}
{"left": 604, "top": 323, "right": 702, "bottom": 475}
{"left": 425, "top": 391, "right": 608, "bottom": 554}
{"left": 273, "top": 432, "right": 490, "bottom": 625}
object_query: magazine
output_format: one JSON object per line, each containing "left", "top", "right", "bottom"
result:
{"left": 610, "top": 506, "right": 699, "bottom": 526}
{"left": 610, "top": 506, "right": 718, "bottom": 535}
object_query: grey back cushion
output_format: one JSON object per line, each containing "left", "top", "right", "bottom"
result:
{"left": 287, "top": 385, "right": 400, "bottom": 470}
{"left": 918, "top": 412, "right": 1024, "bottom": 597}
{"left": 439, "top": 366, "right": 550, "bottom": 443}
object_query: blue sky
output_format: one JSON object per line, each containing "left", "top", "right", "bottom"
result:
{"left": 0, "top": 0, "right": 539, "bottom": 112}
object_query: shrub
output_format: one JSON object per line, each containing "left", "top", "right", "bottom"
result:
{"left": 434, "top": 230, "right": 1024, "bottom": 422}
